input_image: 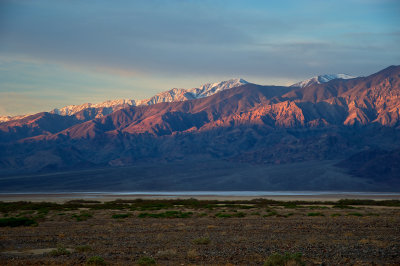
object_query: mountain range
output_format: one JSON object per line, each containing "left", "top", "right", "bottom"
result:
{"left": 0, "top": 66, "right": 399, "bottom": 192}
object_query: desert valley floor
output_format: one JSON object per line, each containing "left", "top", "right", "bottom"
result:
{"left": 0, "top": 198, "right": 399, "bottom": 265}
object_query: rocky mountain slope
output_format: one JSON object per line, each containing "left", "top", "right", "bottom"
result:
{"left": 0, "top": 66, "right": 399, "bottom": 190}
{"left": 290, "top": 74, "right": 355, "bottom": 88}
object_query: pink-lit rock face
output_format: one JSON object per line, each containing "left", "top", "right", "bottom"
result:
{"left": 0, "top": 66, "right": 399, "bottom": 180}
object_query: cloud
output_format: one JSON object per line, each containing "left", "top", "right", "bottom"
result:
{"left": 0, "top": 0, "right": 399, "bottom": 115}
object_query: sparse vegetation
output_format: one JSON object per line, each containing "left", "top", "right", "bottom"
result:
{"left": 48, "top": 247, "right": 71, "bottom": 257}
{"left": 263, "top": 210, "right": 278, "bottom": 217}
{"left": 111, "top": 213, "right": 130, "bottom": 219}
{"left": 308, "top": 205, "right": 329, "bottom": 209}
{"left": 193, "top": 237, "right": 211, "bottom": 245}
{"left": 136, "top": 256, "right": 156, "bottom": 265}
{"left": 347, "top": 212, "right": 363, "bottom": 217}
{"left": 138, "top": 211, "right": 193, "bottom": 218}
{"left": 333, "top": 205, "right": 356, "bottom": 209}
{"left": 86, "top": 256, "right": 106, "bottom": 265}
{"left": 215, "top": 211, "right": 246, "bottom": 218}
{"left": 307, "top": 212, "right": 324, "bottom": 217}
{"left": 72, "top": 212, "right": 93, "bottom": 221}
{"left": 264, "top": 252, "right": 305, "bottom": 266}
{"left": 0, "top": 199, "right": 398, "bottom": 215}
{"left": 0, "top": 198, "right": 399, "bottom": 265}
{"left": 0, "top": 217, "right": 37, "bottom": 227}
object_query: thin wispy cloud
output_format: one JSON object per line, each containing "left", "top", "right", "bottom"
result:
{"left": 0, "top": 0, "right": 399, "bottom": 115}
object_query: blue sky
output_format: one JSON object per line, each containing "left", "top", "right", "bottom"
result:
{"left": 0, "top": 0, "right": 399, "bottom": 116}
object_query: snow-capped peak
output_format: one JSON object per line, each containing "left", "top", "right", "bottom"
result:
{"left": 291, "top": 74, "right": 355, "bottom": 88}
{"left": 47, "top": 78, "right": 248, "bottom": 119}
{"left": 187, "top": 78, "right": 248, "bottom": 98}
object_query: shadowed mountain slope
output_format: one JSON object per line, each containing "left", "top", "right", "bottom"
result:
{"left": 0, "top": 66, "right": 399, "bottom": 191}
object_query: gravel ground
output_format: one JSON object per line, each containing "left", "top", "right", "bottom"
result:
{"left": 0, "top": 205, "right": 399, "bottom": 265}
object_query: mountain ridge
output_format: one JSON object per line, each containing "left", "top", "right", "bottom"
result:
{"left": 0, "top": 72, "right": 358, "bottom": 123}
{"left": 0, "top": 65, "right": 399, "bottom": 190}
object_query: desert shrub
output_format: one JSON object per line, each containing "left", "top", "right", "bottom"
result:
{"left": 75, "top": 245, "right": 92, "bottom": 252}
{"left": 337, "top": 199, "right": 400, "bottom": 207}
{"left": 333, "top": 205, "right": 356, "bottom": 209}
{"left": 133, "top": 202, "right": 172, "bottom": 211}
{"left": 137, "top": 256, "right": 156, "bottom": 265}
{"left": 234, "top": 212, "right": 246, "bottom": 217}
{"left": 215, "top": 213, "right": 232, "bottom": 218}
{"left": 89, "top": 202, "right": 128, "bottom": 210}
{"left": 264, "top": 252, "right": 305, "bottom": 266}
{"left": 263, "top": 210, "right": 278, "bottom": 217}
{"left": 48, "top": 247, "right": 70, "bottom": 256}
{"left": 86, "top": 256, "right": 106, "bottom": 265}
{"left": 347, "top": 212, "right": 363, "bottom": 217}
{"left": 138, "top": 211, "right": 193, "bottom": 218}
{"left": 283, "top": 203, "right": 298, "bottom": 209}
{"left": 193, "top": 237, "right": 211, "bottom": 245}
{"left": 307, "top": 212, "right": 324, "bottom": 217}
{"left": 16, "top": 210, "right": 35, "bottom": 217}
{"left": 112, "top": 213, "right": 130, "bottom": 219}
{"left": 215, "top": 212, "right": 246, "bottom": 218}
{"left": 0, "top": 217, "right": 37, "bottom": 227}
{"left": 72, "top": 212, "right": 93, "bottom": 221}
{"left": 238, "top": 205, "right": 255, "bottom": 209}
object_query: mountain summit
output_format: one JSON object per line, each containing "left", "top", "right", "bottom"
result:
{"left": 48, "top": 78, "right": 248, "bottom": 120}
{"left": 0, "top": 66, "right": 399, "bottom": 191}
{"left": 291, "top": 74, "right": 355, "bottom": 88}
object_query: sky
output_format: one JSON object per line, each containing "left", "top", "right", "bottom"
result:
{"left": 0, "top": 0, "right": 399, "bottom": 116}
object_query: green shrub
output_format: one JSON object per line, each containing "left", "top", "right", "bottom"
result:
{"left": 263, "top": 210, "right": 278, "bottom": 217}
{"left": 72, "top": 212, "right": 93, "bottom": 221}
{"left": 331, "top": 213, "right": 341, "bottom": 217}
{"left": 238, "top": 205, "right": 255, "bottom": 209}
{"left": 215, "top": 212, "right": 246, "bottom": 218}
{"left": 215, "top": 213, "right": 232, "bottom": 218}
{"left": 333, "top": 205, "right": 355, "bottom": 209}
{"left": 234, "top": 212, "right": 246, "bottom": 217}
{"left": 112, "top": 213, "right": 130, "bottom": 219}
{"left": 307, "top": 212, "right": 324, "bottom": 217}
{"left": 138, "top": 211, "right": 193, "bottom": 218}
{"left": 308, "top": 206, "right": 329, "bottom": 210}
{"left": 264, "top": 252, "right": 305, "bottom": 266}
{"left": 86, "top": 256, "right": 106, "bottom": 265}
{"left": 0, "top": 217, "right": 37, "bottom": 227}
{"left": 136, "top": 256, "right": 156, "bottom": 265}
{"left": 347, "top": 212, "right": 363, "bottom": 217}
{"left": 283, "top": 203, "right": 298, "bottom": 209}
{"left": 48, "top": 247, "right": 70, "bottom": 256}
{"left": 193, "top": 237, "right": 211, "bottom": 245}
